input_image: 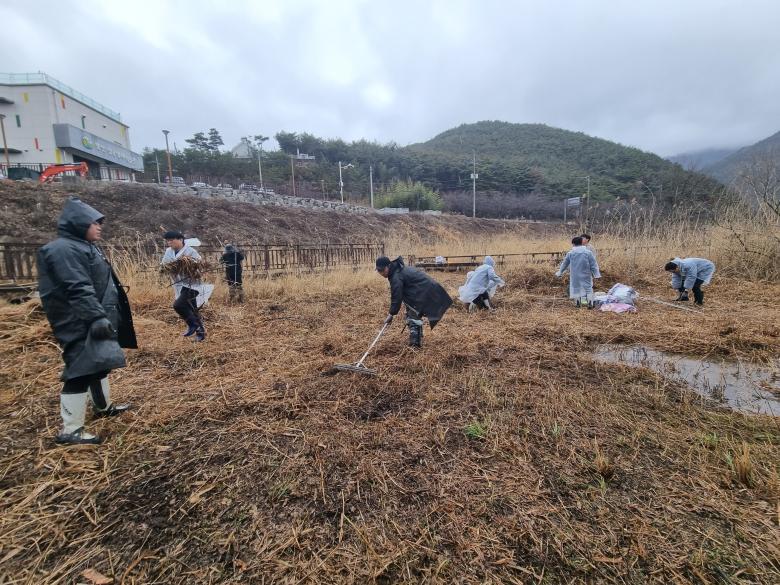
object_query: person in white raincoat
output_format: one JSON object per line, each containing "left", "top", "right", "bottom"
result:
{"left": 161, "top": 231, "right": 213, "bottom": 341}
{"left": 664, "top": 257, "right": 715, "bottom": 306}
{"left": 458, "top": 256, "right": 505, "bottom": 312}
{"left": 555, "top": 236, "right": 601, "bottom": 306}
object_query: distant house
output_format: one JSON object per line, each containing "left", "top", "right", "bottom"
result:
{"left": 230, "top": 138, "right": 254, "bottom": 159}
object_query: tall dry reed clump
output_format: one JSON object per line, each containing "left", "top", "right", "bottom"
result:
{"left": 597, "top": 195, "right": 780, "bottom": 281}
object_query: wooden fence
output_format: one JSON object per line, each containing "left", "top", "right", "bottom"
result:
{"left": 0, "top": 242, "right": 385, "bottom": 282}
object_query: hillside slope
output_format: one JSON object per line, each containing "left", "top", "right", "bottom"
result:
{"left": 667, "top": 147, "right": 737, "bottom": 170}
{"left": 405, "top": 121, "right": 722, "bottom": 203}
{"left": 703, "top": 129, "right": 780, "bottom": 184}
{"left": 0, "top": 181, "right": 554, "bottom": 245}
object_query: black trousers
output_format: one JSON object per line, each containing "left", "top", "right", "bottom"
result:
{"left": 679, "top": 279, "right": 704, "bottom": 304}
{"left": 472, "top": 291, "right": 490, "bottom": 309}
{"left": 173, "top": 287, "right": 200, "bottom": 322}
{"left": 62, "top": 371, "right": 109, "bottom": 395}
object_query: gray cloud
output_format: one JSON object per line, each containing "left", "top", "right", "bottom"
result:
{"left": 2, "top": 0, "right": 778, "bottom": 156}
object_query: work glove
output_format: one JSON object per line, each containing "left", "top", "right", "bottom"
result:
{"left": 554, "top": 272, "right": 561, "bottom": 278}
{"left": 674, "top": 291, "right": 689, "bottom": 302}
{"left": 383, "top": 314, "right": 394, "bottom": 325}
{"left": 90, "top": 317, "right": 115, "bottom": 340}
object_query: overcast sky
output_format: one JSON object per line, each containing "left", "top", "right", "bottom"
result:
{"left": 3, "top": 0, "right": 779, "bottom": 156}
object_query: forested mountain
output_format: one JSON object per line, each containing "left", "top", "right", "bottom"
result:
{"left": 668, "top": 148, "right": 737, "bottom": 170}
{"left": 142, "top": 121, "right": 724, "bottom": 218}
{"left": 405, "top": 121, "right": 720, "bottom": 203}
{"left": 702, "top": 130, "right": 780, "bottom": 184}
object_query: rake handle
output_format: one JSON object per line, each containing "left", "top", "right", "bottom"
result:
{"left": 355, "top": 322, "right": 390, "bottom": 367}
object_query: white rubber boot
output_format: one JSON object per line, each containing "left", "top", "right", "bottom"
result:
{"left": 91, "top": 378, "right": 131, "bottom": 418}
{"left": 56, "top": 393, "right": 101, "bottom": 445}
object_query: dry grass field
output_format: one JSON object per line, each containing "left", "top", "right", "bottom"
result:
{"left": 1, "top": 234, "right": 779, "bottom": 584}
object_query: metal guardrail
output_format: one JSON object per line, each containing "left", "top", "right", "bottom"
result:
{"left": 409, "top": 251, "right": 568, "bottom": 270}
{"left": 408, "top": 245, "right": 665, "bottom": 271}
{"left": 0, "top": 241, "right": 385, "bottom": 282}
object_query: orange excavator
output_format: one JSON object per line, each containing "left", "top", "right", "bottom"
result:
{"left": 39, "top": 162, "right": 89, "bottom": 183}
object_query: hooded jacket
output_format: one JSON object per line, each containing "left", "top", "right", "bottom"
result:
{"left": 556, "top": 246, "right": 601, "bottom": 299}
{"left": 387, "top": 256, "right": 452, "bottom": 328}
{"left": 669, "top": 257, "right": 715, "bottom": 290}
{"left": 458, "top": 256, "right": 505, "bottom": 303}
{"left": 221, "top": 246, "right": 244, "bottom": 285}
{"left": 37, "top": 198, "right": 137, "bottom": 381}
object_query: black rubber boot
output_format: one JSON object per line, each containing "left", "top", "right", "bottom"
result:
{"left": 408, "top": 323, "right": 423, "bottom": 347}
{"left": 183, "top": 316, "right": 199, "bottom": 337}
{"left": 693, "top": 288, "right": 704, "bottom": 306}
{"left": 194, "top": 319, "right": 206, "bottom": 342}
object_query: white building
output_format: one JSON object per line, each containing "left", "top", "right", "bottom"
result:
{"left": 0, "top": 72, "right": 143, "bottom": 180}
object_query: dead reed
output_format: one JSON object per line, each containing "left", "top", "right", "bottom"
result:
{"left": 0, "top": 245, "right": 778, "bottom": 584}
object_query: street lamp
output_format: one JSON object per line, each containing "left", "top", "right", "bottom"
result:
{"left": 254, "top": 135, "right": 269, "bottom": 192}
{"left": 162, "top": 130, "right": 173, "bottom": 184}
{"left": 339, "top": 161, "right": 354, "bottom": 203}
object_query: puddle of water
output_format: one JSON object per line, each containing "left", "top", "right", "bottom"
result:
{"left": 594, "top": 345, "right": 780, "bottom": 416}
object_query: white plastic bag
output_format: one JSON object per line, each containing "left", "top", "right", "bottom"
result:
{"left": 605, "top": 283, "right": 638, "bottom": 305}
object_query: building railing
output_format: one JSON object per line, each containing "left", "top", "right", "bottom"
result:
{"left": 0, "top": 72, "right": 122, "bottom": 122}
{"left": 0, "top": 241, "right": 385, "bottom": 282}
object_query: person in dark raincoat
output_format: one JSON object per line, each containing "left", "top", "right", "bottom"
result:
{"left": 37, "top": 197, "right": 137, "bottom": 445}
{"left": 221, "top": 244, "right": 245, "bottom": 303}
{"left": 376, "top": 256, "right": 452, "bottom": 347}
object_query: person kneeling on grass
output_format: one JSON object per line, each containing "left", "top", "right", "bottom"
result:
{"left": 664, "top": 257, "right": 715, "bottom": 306}
{"left": 555, "top": 236, "right": 601, "bottom": 307}
{"left": 458, "top": 256, "right": 505, "bottom": 312}
{"left": 376, "top": 256, "right": 453, "bottom": 348}
{"left": 37, "top": 197, "right": 137, "bottom": 445}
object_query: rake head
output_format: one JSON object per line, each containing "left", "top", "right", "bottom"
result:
{"left": 329, "top": 363, "right": 378, "bottom": 376}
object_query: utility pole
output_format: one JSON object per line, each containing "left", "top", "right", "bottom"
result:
{"left": 585, "top": 175, "right": 590, "bottom": 230}
{"left": 154, "top": 153, "right": 161, "bottom": 183}
{"left": 0, "top": 114, "right": 10, "bottom": 170}
{"left": 290, "top": 155, "right": 296, "bottom": 196}
{"left": 369, "top": 164, "right": 374, "bottom": 208}
{"left": 258, "top": 145, "right": 264, "bottom": 191}
{"left": 162, "top": 130, "right": 173, "bottom": 184}
{"left": 470, "top": 151, "right": 478, "bottom": 218}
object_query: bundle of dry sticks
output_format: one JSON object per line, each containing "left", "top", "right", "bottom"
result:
{"left": 160, "top": 256, "right": 210, "bottom": 280}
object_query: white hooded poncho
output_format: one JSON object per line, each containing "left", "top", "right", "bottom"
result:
{"left": 556, "top": 246, "right": 601, "bottom": 299}
{"left": 458, "top": 256, "right": 506, "bottom": 303}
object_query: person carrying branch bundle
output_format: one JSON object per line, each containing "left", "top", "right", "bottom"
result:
{"left": 458, "top": 256, "right": 506, "bottom": 312}
{"left": 664, "top": 257, "right": 715, "bottom": 306}
{"left": 161, "top": 231, "right": 208, "bottom": 341}
{"left": 221, "top": 244, "right": 245, "bottom": 303}
{"left": 376, "top": 256, "right": 453, "bottom": 348}
{"left": 555, "top": 236, "right": 601, "bottom": 307}
{"left": 37, "top": 197, "right": 137, "bottom": 445}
